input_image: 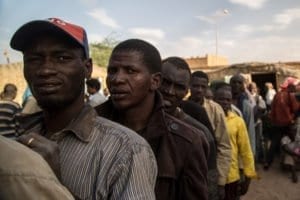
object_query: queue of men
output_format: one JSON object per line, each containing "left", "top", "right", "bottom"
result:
{"left": 0, "top": 17, "right": 262, "bottom": 200}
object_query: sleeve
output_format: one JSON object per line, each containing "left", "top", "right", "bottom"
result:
{"left": 243, "top": 101, "right": 256, "bottom": 155}
{"left": 88, "top": 99, "right": 98, "bottom": 107}
{"left": 180, "top": 136, "right": 209, "bottom": 200}
{"left": 289, "top": 93, "right": 300, "bottom": 114}
{"left": 214, "top": 106, "right": 232, "bottom": 186}
{"left": 107, "top": 144, "right": 157, "bottom": 200}
{"left": 237, "top": 118, "right": 257, "bottom": 179}
{"left": 258, "top": 96, "right": 266, "bottom": 109}
{"left": 0, "top": 176, "right": 74, "bottom": 200}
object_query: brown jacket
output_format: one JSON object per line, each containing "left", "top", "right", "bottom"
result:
{"left": 95, "top": 93, "right": 209, "bottom": 200}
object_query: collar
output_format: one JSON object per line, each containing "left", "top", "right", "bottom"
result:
{"left": 16, "top": 104, "right": 97, "bottom": 142}
{"left": 97, "top": 91, "right": 167, "bottom": 140}
{"left": 226, "top": 110, "right": 237, "bottom": 119}
{"left": 63, "top": 104, "right": 97, "bottom": 142}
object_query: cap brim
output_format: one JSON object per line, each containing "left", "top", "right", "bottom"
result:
{"left": 10, "top": 20, "right": 77, "bottom": 51}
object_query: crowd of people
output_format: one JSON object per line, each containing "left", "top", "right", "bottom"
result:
{"left": 1, "top": 17, "right": 300, "bottom": 200}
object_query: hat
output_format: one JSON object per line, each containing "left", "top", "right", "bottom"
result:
{"left": 10, "top": 18, "right": 89, "bottom": 58}
{"left": 280, "top": 77, "right": 300, "bottom": 89}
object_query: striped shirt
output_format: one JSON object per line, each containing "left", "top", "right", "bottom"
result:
{"left": 18, "top": 105, "right": 157, "bottom": 200}
{"left": 0, "top": 100, "right": 21, "bottom": 138}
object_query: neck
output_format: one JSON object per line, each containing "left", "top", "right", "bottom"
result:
{"left": 119, "top": 93, "right": 155, "bottom": 132}
{"left": 191, "top": 96, "right": 204, "bottom": 105}
{"left": 43, "top": 97, "right": 84, "bottom": 136}
{"left": 2, "top": 96, "right": 14, "bottom": 101}
{"left": 172, "top": 107, "right": 184, "bottom": 120}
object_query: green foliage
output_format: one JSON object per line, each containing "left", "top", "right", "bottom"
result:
{"left": 90, "top": 36, "right": 119, "bottom": 68}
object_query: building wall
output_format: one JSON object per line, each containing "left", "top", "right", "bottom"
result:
{"left": 185, "top": 54, "right": 228, "bottom": 70}
{"left": 206, "top": 54, "right": 228, "bottom": 66}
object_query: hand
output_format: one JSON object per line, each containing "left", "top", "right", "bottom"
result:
{"left": 218, "top": 185, "right": 225, "bottom": 200}
{"left": 238, "top": 176, "right": 251, "bottom": 196}
{"left": 17, "top": 132, "right": 61, "bottom": 179}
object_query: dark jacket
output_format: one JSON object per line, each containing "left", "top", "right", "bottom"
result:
{"left": 95, "top": 93, "right": 209, "bottom": 200}
{"left": 180, "top": 100, "right": 214, "bottom": 137}
{"left": 174, "top": 107, "right": 218, "bottom": 200}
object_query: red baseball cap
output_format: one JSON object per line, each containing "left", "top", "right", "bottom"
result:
{"left": 10, "top": 17, "right": 89, "bottom": 58}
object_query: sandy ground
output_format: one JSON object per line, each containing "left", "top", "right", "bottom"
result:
{"left": 241, "top": 157, "right": 300, "bottom": 200}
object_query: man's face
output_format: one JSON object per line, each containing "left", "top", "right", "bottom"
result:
{"left": 190, "top": 76, "right": 208, "bottom": 103}
{"left": 230, "top": 75, "right": 245, "bottom": 96}
{"left": 87, "top": 86, "right": 96, "bottom": 95}
{"left": 106, "top": 50, "right": 160, "bottom": 110}
{"left": 159, "top": 62, "right": 189, "bottom": 114}
{"left": 214, "top": 88, "right": 232, "bottom": 114}
{"left": 23, "top": 35, "right": 92, "bottom": 110}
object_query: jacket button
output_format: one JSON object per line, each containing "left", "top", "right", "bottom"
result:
{"left": 170, "top": 123, "right": 179, "bottom": 130}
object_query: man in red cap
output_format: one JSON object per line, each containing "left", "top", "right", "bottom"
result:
{"left": 11, "top": 18, "right": 157, "bottom": 199}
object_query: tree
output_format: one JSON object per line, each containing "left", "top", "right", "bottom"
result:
{"left": 90, "top": 36, "right": 119, "bottom": 67}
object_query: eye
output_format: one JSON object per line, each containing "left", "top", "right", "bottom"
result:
{"left": 56, "top": 55, "right": 73, "bottom": 62}
{"left": 176, "top": 84, "right": 186, "bottom": 91}
{"left": 24, "top": 55, "right": 43, "bottom": 64}
{"left": 162, "top": 78, "right": 172, "bottom": 86}
{"left": 107, "top": 67, "right": 117, "bottom": 74}
{"left": 125, "top": 67, "right": 136, "bottom": 74}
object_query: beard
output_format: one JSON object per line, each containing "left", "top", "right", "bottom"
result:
{"left": 37, "top": 96, "right": 75, "bottom": 110}
{"left": 34, "top": 87, "right": 83, "bottom": 111}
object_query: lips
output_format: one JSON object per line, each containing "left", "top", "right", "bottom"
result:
{"left": 109, "top": 89, "right": 129, "bottom": 100}
{"left": 33, "top": 80, "right": 63, "bottom": 94}
{"left": 163, "top": 99, "right": 173, "bottom": 107}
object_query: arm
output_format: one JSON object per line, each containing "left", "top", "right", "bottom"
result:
{"left": 0, "top": 136, "right": 73, "bottom": 200}
{"left": 214, "top": 107, "right": 232, "bottom": 186}
{"left": 17, "top": 132, "right": 61, "bottom": 179}
{"left": 237, "top": 118, "right": 256, "bottom": 179}
{"left": 289, "top": 93, "right": 300, "bottom": 113}
{"left": 180, "top": 136, "right": 209, "bottom": 200}
{"left": 107, "top": 144, "right": 157, "bottom": 200}
{"left": 237, "top": 118, "right": 257, "bottom": 195}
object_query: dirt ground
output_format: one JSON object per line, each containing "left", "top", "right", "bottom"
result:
{"left": 241, "top": 157, "right": 300, "bottom": 200}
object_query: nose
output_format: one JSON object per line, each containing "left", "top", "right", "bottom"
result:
{"left": 163, "top": 83, "right": 176, "bottom": 95}
{"left": 35, "top": 57, "right": 58, "bottom": 77}
{"left": 108, "top": 70, "right": 126, "bottom": 84}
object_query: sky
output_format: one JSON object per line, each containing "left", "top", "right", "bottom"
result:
{"left": 0, "top": 0, "right": 300, "bottom": 64}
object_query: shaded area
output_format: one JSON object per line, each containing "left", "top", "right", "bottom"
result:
{"left": 242, "top": 157, "right": 300, "bottom": 200}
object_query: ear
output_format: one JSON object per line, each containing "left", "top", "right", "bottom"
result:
{"left": 84, "top": 58, "right": 93, "bottom": 79}
{"left": 150, "top": 72, "right": 162, "bottom": 91}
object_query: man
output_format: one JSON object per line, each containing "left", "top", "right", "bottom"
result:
{"left": 0, "top": 135, "right": 74, "bottom": 200}
{"left": 268, "top": 82, "right": 299, "bottom": 169}
{"left": 189, "top": 71, "right": 232, "bottom": 199}
{"left": 96, "top": 39, "right": 209, "bottom": 200}
{"left": 230, "top": 74, "right": 256, "bottom": 156}
{"left": 86, "top": 78, "right": 106, "bottom": 107}
{"left": 213, "top": 82, "right": 256, "bottom": 200}
{"left": 11, "top": 18, "right": 157, "bottom": 199}
{"left": 248, "top": 82, "right": 267, "bottom": 163}
{"left": 159, "top": 56, "right": 218, "bottom": 200}
{"left": 0, "top": 83, "right": 21, "bottom": 138}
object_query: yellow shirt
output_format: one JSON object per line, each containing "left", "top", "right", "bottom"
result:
{"left": 225, "top": 111, "right": 257, "bottom": 184}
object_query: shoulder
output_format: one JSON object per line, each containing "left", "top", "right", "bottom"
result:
{"left": 0, "top": 136, "right": 56, "bottom": 178}
{"left": 164, "top": 113, "right": 207, "bottom": 145}
{"left": 94, "top": 116, "right": 152, "bottom": 150}
{"left": 0, "top": 100, "right": 21, "bottom": 109}
{"left": 183, "top": 113, "right": 214, "bottom": 142}
{"left": 206, "top": 99, "right": 223, "bottom": 112}
{"left": 227, "top": 111, "right": 245, "bottom": 125}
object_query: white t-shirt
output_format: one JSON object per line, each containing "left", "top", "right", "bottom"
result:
{"left": 88, "top": 92, "right": 106, "bottom": 107}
